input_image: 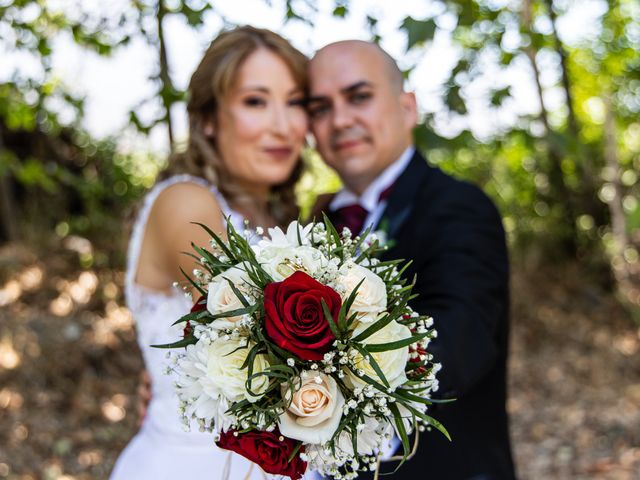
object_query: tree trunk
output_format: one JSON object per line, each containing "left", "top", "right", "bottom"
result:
{"left": 545, "top": 0, "right": 579, "bottom": 138}
{"left": 603, "top": 96, "right": 629, "bottom": 279}
{"left": 546, "top": 0, "right": 606, "bottom": 233}
{"left": 603, "top": 95, "right": 640, "bottom": 312}
{"left": 157, "top": 0, "right": 174, "bottom": 151}
{"left": 521, "top": 0, "right": 578, "bottom": 256}
{"left": 0, "top": 131, "right": 18, "bottom": 243}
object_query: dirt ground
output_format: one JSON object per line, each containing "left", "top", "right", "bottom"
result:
{"left": 0, "top": 241, "right": 639, "bottom": 479}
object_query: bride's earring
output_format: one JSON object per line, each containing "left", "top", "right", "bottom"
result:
{"left": 203, "top": 122, "right": 215, "bottom": 139}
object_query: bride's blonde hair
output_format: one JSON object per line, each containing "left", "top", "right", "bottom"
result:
{"left": 160, "top": 26, "right": 308, "bottom": 226}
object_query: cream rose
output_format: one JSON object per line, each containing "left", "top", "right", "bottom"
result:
{"left": 258, "top": 245, "right": 328, "bottom": 282}
{"left": 206, "top": 264, "right": 254, "bottom": 330}
{"left": 278, "top": 372, "right": 345, "bottom": 444}
{"left": 201, "top": 336, "right": 270, "bottom": 403}
{"left": 338, "top": 263, "right": 387, "bottom": 323}
{"left": 347, "top": 321, "right": 411, "bottom": 391}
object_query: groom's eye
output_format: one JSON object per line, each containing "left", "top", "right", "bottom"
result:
{"left": 349, "top": 91, "right": 372, "bottom": 104}
{"left": 307, "top": 102, "right": 330, "bottom": 119}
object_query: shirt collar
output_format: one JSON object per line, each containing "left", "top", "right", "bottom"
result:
{"left": 330, "top": 146, "right": 415, "bottom": 212}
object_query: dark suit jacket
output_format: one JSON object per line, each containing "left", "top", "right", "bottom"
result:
{"left": 328, "top": 150, "right": 516, "bottom": 479}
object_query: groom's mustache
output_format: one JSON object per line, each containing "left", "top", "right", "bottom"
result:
{"left": 330, "top": 127, "right": 371, "bottom": 150}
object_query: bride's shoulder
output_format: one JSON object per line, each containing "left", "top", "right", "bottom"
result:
{"left": 147, "top": 177, "right": 224, "bottom": 234}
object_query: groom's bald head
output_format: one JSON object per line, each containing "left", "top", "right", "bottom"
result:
{"left": 313, "top": 40, "right": 405, "bottom": 93}
{"left": 307, "top": 40, "right": 417, "bottom": 194}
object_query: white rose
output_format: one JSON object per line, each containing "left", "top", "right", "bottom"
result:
{"left": 206, "top": 263, "right": 254, "bottom": 330}
{"left": 258, "top": 245, "right": 328, "bottom": 282}
{"left": 338, "top": 263, "right": 387, "bottom": 324}
{"left": 199, "top": 336, "right": 270, "bottom": 403}
{"left": 278, "top": 372, "right": 345, "bottom": 444}
{"left": 347, "top": 321, "right": 411, "bottom": 391}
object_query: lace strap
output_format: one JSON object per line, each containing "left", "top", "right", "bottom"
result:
{"left": 124, "top": 174, "right": 232, "bottom": 301}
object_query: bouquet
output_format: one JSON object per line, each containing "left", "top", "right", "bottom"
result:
{"left": 156, "top": 218, "right": 448, "bottom": 479}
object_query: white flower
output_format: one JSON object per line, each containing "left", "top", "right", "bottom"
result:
{"left": 335, "top": 415, "right": 392, "bottom": 456}
{"left": 177, "top": 336, "right": 270, "bottom": 409}
{"left": 338, "top": 263, "right": 387, "bottom": 324}
{"left": 257, "top": 245, "right": 328, "bottom": 282}
{"left": 258, "top": 221, "right": 313, "bottom": 249}
{"left": 206, "top": 263, "right": 254, "bottom": 330}
{"left": 347, "top": 321, "right": 412, "bottom": 391}
{"left": 279, "top": 372, "right": 345, "bottom": 445}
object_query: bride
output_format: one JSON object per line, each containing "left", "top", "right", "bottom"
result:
{"left": 110, "top": 26, "right": 309, "bottom": 479}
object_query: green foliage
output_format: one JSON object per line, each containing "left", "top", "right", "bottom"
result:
{"left": 400, "top": 16, "right": 437, "bottom": 50}
{"left": 1, "top": 0, "right": 639, "bottom": 282}
{"left": 400, "top": 0, "right": 640, "bottom": 267}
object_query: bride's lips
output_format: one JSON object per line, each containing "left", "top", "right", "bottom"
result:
{"left": 263, "top": 146, "right": 293, "bottom": 160}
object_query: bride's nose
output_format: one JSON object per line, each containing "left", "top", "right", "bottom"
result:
{"left": 270, "top": 104, "right": 292, "bottom": 136}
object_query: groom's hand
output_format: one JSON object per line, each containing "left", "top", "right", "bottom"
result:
{"left": 136, "top": 369, "right": 151, "bottom": 427}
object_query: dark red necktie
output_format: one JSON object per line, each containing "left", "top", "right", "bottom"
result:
{"left": 331, "top": 183, "right": 395, "bottom": 235}
{"left": 332, "top": 203, "right": 368, "bottom": 235}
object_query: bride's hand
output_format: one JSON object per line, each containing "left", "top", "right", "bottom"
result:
{"left": 136, "top": 369, "right": 151, "bottom": 427}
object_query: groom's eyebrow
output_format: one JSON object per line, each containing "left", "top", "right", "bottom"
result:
{"left": 308, "top": 81, "right": 373, "bottom": 103}
{"left": 341, "top": 81, "right": 372, "bottom": 95}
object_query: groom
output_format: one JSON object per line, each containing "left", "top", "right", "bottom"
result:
{"left": 308, "top": 40, "right": 516, "bottom": 479}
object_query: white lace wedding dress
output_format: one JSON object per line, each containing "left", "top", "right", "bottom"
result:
{"left": 110, "top": 175, "right": 274, "bottom": 480}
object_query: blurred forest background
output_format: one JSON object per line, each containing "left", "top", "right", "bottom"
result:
{"left": 1, "top": 0, "right": 639, "bottom": 478}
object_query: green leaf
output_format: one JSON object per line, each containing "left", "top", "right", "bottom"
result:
{"left": 287, "top": 441, "right": 303, "bottom": 463}
{"left": 192, "top": 221, "right": 236, "bottom": 262}
{"left": 332, "top": 5, "right": 347, "bottom": 17}
{"left": 352, "top": 290, "right": 410, "bottom": 343}
{"left": 400, "top": 16, "right": 437, "bottom": 50}
{"left": 490, "top": 86, "right": 511, "bottom": 107}
{"left": 321, "top": 298, "right": 341, "bottom": 339}
{"left": 365, "top": 331, "right": 430, "bottom": 353}
{"left": 226, "top": 277, "right": 251, "bottom": 308}
{"left": 151, "top": 335, "right": 197, "bottom": 349}
{"left": 322, "top": 212, "right": 343, "bottom": 259}
{"left": 170, "top": 308, "right": 210, "bottom": 326}
{"left": 353, "top": 343, "right": 390, "bottom": 388}
{"left": 406, "top": 404, "right": 451, "bottom": 441}
{"left": 180, "top": 267, "right": 206, "bottom": 296}
{"left": 351, "top": 311, "right": 394, "bottom": 342}
{"left": 207, "top": 304, "right": 257, "bottom": 322}
{"left": 392, "top": 388, "right": 436, "bottom": 406}
{"left": 241, "top": 343, "right": 263, "bottom": 370}
{"left": 339, "top": 277, "right": 364, "bottom": 330}
{"left": 446, "top": 84, "right": 467, "bottom": 114}
{"left": 388, "top": 403, "right": 410, "bottom": 464}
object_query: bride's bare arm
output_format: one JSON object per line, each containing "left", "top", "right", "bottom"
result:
{"left": 137, "top": 182, "right": 225, "bottom": 295}
{"left": 134, "top": 183, "right": 225, "bottom": 424}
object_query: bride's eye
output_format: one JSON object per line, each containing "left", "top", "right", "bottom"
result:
{"left": 243, "top": 96, "right": 267, "bottom": 107}
{"left": 288, "top": 96, "right": 306, "bottom": 108}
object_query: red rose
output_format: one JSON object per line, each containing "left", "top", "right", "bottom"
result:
{"left": 216, "top": 429, "right": 307, "bottom": 480}
{"left": 264, "top": 271, "right": 340, "bottom": 361}
{"left": 191, "top": 295, "right": 207, "bottom": 313}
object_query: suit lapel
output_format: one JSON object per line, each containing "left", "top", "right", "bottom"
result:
{"left": 380, "top": 150, "right": 431, "bottom": 241}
